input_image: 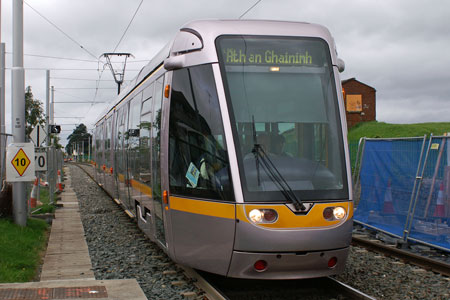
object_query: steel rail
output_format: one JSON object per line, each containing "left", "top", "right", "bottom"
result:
{"left": 75, "top": 162, "right": 378, "bottom": 299}
{"left": 352, "top": 236, "right": 450, "bottom": 277}
{"left": 181, "top": 267, "right": 228, "bottom": 300}
{"left": 326, "top": 277, "right": 377, "bottom": 300}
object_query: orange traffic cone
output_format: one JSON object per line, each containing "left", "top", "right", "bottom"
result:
{"left": 433, "top": 182, "right": 445, "bottom": 218}
{"left": 57, "top": 170, "right": 63, "bottom": 192}
{"left": 29, "top": 177, "right": 39, "bottom": 208}
{"left": 383, "top": 179, "right": 395, "bottom": 214}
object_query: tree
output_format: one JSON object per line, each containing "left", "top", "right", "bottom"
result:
{"left": 66, "top": 124, "right": 91, "bottom": 156}
{"left": 25, "top": 86, "right": 45, "bottom": 138}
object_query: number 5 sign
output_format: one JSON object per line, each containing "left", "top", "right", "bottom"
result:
{"left": 6, "top": 143, "right": 35, "bottom": 182}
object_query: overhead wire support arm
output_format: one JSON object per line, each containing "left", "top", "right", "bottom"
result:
{"left": 101, "top": 52, "right": 134, "bottom": 94}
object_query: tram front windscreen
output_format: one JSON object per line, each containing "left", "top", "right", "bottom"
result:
{"left": 217, "top": 36, "right": 348, "bottom": 202}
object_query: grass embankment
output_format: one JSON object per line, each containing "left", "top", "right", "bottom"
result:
{"left": 348, "top": 121, "right": 450, "bottom": 143}
{"left": 347, "top": 121, "right": 450, "bottom": 168}
{"left": 0, "top": 218, "right": 48, "bottom": 282}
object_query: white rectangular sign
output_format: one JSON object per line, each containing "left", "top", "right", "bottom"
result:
{"left": 6, "top": 143, "right": 36, "bottom": 182}
{"left": 35, "top": 151, "right": 47, "bottom": 171}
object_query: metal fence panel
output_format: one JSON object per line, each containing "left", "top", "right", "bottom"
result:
{"left": 1, "top": 134, "right": 12, "bottom": 190}
{"left": 354, "top": 137, "right": 450, "bottom": 251}
{"left": 406, "top": 136, "right": 450, "bottom": 250}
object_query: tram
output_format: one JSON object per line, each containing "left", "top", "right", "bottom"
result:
{"left": 93, "top": 20, "right": 353, "bottom": 279}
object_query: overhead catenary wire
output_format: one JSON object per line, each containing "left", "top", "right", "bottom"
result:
{"left": 5, "top": 67, "right": 141, "bottom": 71}
{"left": 6, "top": 52, "right": 99, "bottom": 62}
{"left": 23, "top": 1, "right": 101, "bottom": 62}
{"left": 239, "top": 0, "right": 262, "bottom": 19}
{"left": 55, "top": 89, "right": 111, "bottom": 103}
{"left": 112, "top": 0, "right": 144, "bottom": 53}
{"left": 55, "top": 87, "right": 116, "bottom": 90}
{"left": 51, "top": 77, "right": 117, "bottom": 81}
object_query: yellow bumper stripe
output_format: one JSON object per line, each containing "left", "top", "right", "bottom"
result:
{"left": 237, "top": 201, "right": 353, "bottom": 229}
{"left": 170, "top": 196, "right": 235, "bottom": 220}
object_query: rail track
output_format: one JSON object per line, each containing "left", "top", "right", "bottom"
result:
{"left": 74, "top": 163, "right": 377, "bottom": 300}
{"left": 73, "top": 163, "right": 448, "bottom": 299}
{"left": 182, "top": 267, "right": 377, "bottom": 300}
{"left": 352, "top": 236, "right": 450, "bottom": 277}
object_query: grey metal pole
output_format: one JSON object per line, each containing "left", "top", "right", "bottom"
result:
{"left": 82, "top": 139, "right": 84, "bottom": 161}
{"left": 50, "top": 86, "right": 54, "bottom": 126}
{"left": 45, "top": 72, "right": 54, "bottom": 204}
{"left": 88, "top": 134, "right": 91, "bottom": 162}
{"left": 0, "top": 43, "right": 6, "bottom": 185}
{"left": 46, "top": 70, "right": 50, "bottom": 145}
{"left": 12, "top": 0, "right": 26, "bottom": 226}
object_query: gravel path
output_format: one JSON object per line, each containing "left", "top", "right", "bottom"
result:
{"left": 70, "top": 164, "right": 203, "bottom": 300}
{"left": 69, "top": 164, "right": 450, "bottom": 300}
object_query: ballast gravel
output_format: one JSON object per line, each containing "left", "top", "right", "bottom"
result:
{"left": 69, "top": 164, "right": 450, "bottom": 300}
{"left": 70, "top": 165, "right": 203, "bottom": 300}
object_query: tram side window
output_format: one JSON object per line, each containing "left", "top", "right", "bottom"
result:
{"left": 97, "top": 124, "right": 104, "bottom": 169}
{"left": 105, "top": 116, "right": 112, "bottom": 167}
{"left": 169, "top": 64, "right": 233, "bottom": 201}
{"left": 94, "top": 126, "right": 101, "bottom": 168}
{"left": 140, "top": 84, "right": 153, "bottom": 184}
{"left": 128, "top": 95, "right": 142, "bottom": 181}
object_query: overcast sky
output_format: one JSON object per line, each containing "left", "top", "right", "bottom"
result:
{"left": 1, "top": 0, "right": 450, "bottom": 146}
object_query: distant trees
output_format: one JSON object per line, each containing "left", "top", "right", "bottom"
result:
{"left": 66, "top": 124, "right": 91, "bottom": 156}
{"left": 25, "top": 86, "right": 44, "bottom": 138}
{"left": 25, "top": 86, "right": 62, "bottom": 149}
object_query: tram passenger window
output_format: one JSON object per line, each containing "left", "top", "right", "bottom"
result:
{"left": 128, "top": 95, "right": 142, "bottom": 182}
{"left": 140, "top": 92, "right": 153, "bottom": 184}
{"left": 169, "top": 65, "right": 233, "bottom": 201}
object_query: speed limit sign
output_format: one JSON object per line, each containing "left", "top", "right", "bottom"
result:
{"left": 35, "top": 152, "right": 47, "bottom": 171}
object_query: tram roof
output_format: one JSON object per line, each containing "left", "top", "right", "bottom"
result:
{"left": 95, "top": 20, "right": 337, "bottom": 126}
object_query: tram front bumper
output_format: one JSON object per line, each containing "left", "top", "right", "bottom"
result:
{"left": 226, "top": 247, "right": 349, "bottom": 279}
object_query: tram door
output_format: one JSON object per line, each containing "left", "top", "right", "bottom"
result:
{"left": 127, "top": 94, "right": 143, "bottom": 210}
{"left": 115, "top": 105, "right": 130, "bottom": 208}
{"left": 167, "top": 65, "right": 235, "bottom": 275}
{"left": 152, "top": 76, "right": 166, "bottom": 246}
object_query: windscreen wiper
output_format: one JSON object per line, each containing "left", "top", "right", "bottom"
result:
{"left": 253, "top": 144, "right": 306, "bottom": 211}
{"left": 251, "top": 116, "right": 261, "bottom": 186}
{"left": 250, "top": 116, "right": 305, "bottom": 211}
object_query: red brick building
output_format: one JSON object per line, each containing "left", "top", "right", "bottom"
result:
{"left": 342, "top": 78, "right": 376, "bottom": 129}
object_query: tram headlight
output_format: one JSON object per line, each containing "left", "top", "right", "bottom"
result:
{"left": 248, "top": 209, "right": 278, "bottom": 224}
{"left": 333, "top": 207, "right": 346, "bottom": 220}
{"left": 249, "top": 209, "right": 263, "bottom": 223}
{"left": 323, "top": 206, "right": 346, "bottom": 221}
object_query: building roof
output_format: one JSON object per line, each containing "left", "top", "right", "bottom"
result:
{"left": 342, "top": 77, "right": 376, "bottom": 91}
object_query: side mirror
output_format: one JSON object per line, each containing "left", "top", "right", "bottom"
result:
{"left": 336, "top": 58, "right": 345, "bottom": 73}
{"left": 164, "top": 55, "right": 185, "bottom": 71}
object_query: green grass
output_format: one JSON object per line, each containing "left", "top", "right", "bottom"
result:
{"left": 348, "top": 121, "right": 450, "bottom": 143}
{"left": 0, "top": 218, "right": 48, "bottom": 283}
{"left": 32, "top": 186, "right": 55, "bottom": 214}
{"left": 347, "top": 121, "right": 450, "bottom": 170}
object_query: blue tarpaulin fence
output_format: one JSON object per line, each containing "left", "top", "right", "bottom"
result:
{"left": 354, "top": 136, "right": 450, "bottom": 252}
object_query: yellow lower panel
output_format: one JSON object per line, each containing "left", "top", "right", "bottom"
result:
{"left": 170, "top": 196, "right": 235, "bottom": 220}
{"left": 130, "top": 179, "right": 152, "bottom": 197}
{"left": 236, "top": 201, "right": 353, "bottom": 229}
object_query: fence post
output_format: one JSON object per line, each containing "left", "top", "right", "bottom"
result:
{"left": 352, "top": 137, "right": 366, "bottom": 206}
{"left": 401, "top": 134, "right": 427, "bottom": 242}
{"left": 402, "top": 134, "right": 434, "bottom": 242}
{"left": 423, "top": 137, "right": 446, "bottom": 218}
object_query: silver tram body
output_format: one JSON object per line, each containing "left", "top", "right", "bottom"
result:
{"left": 92, "top": 20, "right": 353, "bottom": 280}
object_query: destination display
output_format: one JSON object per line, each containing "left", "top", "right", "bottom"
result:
{"left": 218, "top": 37, "right": 328, "bottom": 67}
{"left": 223, "top": 48, "right": 313, "bottom": 65}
